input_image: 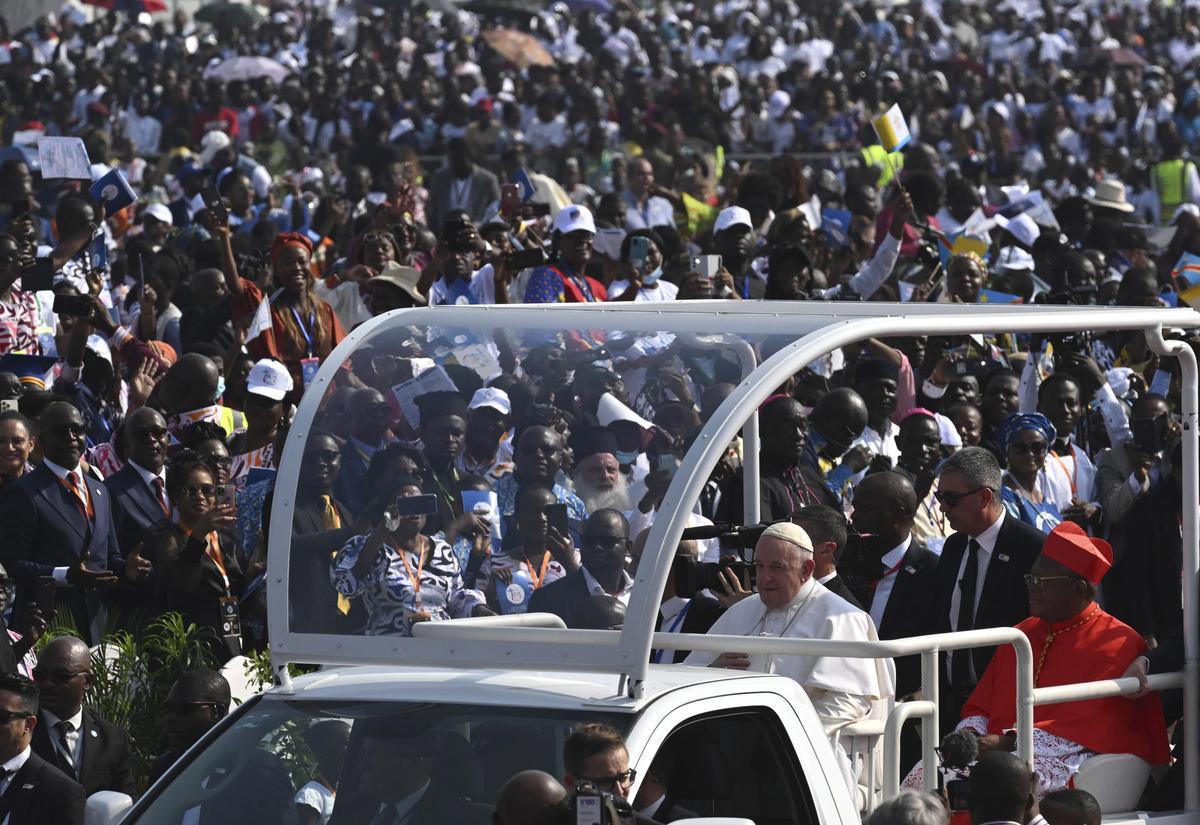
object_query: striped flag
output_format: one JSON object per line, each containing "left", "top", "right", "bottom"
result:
{"left": 1172, "top": 252, "right": 1200, "bottom": 306}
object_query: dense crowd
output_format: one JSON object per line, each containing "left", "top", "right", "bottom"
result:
{"left": 0, "top": 0, "right": 1197, "bottom": 819}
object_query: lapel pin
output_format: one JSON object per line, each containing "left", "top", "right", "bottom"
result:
{"left": 90, "top": 730, "right": 98, "bottom": 738}
{"left": 21, "top": 784, "right": 33, "bottom": 790}
{"left": 904, "top": 565, "right": 916, "bottom": 574}
{"left": 998, "top": 554, "right": 1011, "bottom": 562}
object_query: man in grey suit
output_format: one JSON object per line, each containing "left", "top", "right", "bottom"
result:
{"left": 427, "top": 138, "right": 501, "bottom": 228}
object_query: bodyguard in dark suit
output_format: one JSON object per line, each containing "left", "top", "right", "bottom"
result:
{"left": 529, "top": 510, "right": 633, "bottom": 629}
{"left": 425, "top": 138, "right": 502, "bottom": 229}
{"left": 0, "top": 672, "right": 86, "bottom": 825}
{"left": 931, "top": 448, "right": 1042, "bottom": 730}
{"left": 0, "top": 402, "right": 123, "bottom": 645}
{"left": 290, "top": 432, "right": 364, "bottom": 634}
{"left": 792, "top": 504, "right": 865, "bottom": 611}
{"left": 848, "top": 473, "right": 940, "bottom": 697}
{"left": 31, "top": 637, "right": 134, "bottom": 797}
{"left": 105, "top": 408, "right": 172, "bottom": 557}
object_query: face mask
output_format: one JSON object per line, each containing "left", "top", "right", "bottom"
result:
{"left": 616, "top": 449, "right": 640, "bottom": 465}
{"left": 214, "top": 376, "right": 226, "bottom": 402}
{"left": 642, "top": 267, "right": 662, "bottom": 286}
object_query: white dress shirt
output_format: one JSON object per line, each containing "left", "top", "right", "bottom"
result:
{"left": 948, "top": 510, "right": 1005, "bottom": 633}
{"left": 869, "top": 536, "right": 912, "bottom": 629}
{"left": 581, "top": 565, "right": 634, "bottom": 607}
{"left": 129, "top": 459, "right": 170, "bottom": 516}
{"left": 41, "top": 707, "right": 84, "bottom": 770}
{"left": 0, "top": 745, "right": 32, "bottom": 796}
{"left": 41, "top": 458, "right": 92, "bottom": 583}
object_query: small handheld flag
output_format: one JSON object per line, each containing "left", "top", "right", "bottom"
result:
{"left": 245, "top": 296, "right": 272, "bottom": 343}
{"left": 89, "top": 168, "right": 136, "bottom": 216}
{"left": 978, "top": 288, "right": 1022, "bottom": 304}
{"left": 871, "top": 104, "right": 912, "bottom": 154}
{"left": 1172, "top": 252, "right": 1200, "bottom": 306}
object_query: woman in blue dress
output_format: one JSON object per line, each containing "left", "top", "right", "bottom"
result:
{"left": 998, "top": 412, "right": 1063, "bottom": 534}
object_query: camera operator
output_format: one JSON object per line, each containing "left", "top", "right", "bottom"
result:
{"left": 493, "top": 771, "right": 569, "bottom": 825}
{"left": 628, "top": 535, "right": 723, "bottom": 664}
{"left": 562, "top": 724, "right": 672, "bottom": 823}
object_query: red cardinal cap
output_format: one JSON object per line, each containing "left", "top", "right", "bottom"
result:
{"left": 1041, "top": 521, "right": 1113, "bottom": 584}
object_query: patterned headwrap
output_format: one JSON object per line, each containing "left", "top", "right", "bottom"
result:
{"left": 270, "top": 231, "right": 314, "bottom": 266}
{"left": 998, "top": 411, "right": 1057, "bottom": 454}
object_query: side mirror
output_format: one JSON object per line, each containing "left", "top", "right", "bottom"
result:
{"left": 86, "top": 790, "right": 134, "bottom": 825}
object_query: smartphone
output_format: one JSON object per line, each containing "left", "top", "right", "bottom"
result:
{"left": 546, "top": 503, "right": 569, "bottom": 538}
{"left": 0, "top": 400, "right": 17, "bottom": 413}
{"left": 500, "top": 183, "right": 522, "bottom": 219}
{"left": 392, "top": 493, "right": 439, "bottom": 517}
{"left": 21, "top": 257, "right": 54, "bottom": 292}
{"left": 34, "top": 576, "right": 55, "bottom": 618}
{"left": 506, "top": 246, "right": 546, "bottom": 270}
{"left": 629, "top": 235, "right": 651, "bottom": 266}
{"left": 1132, "top": 417, "right": 1163, "bottom": 455}
{"left": 692, "top": 254, "right": 722, "bottom": 278}
{"left": 655, "top": 453, "right": 680, "bottom": 474}
{"left": 217, "top": 483, "right": 237, "bottom": 512}
{"left": 201, "top": 185, "right": 228, "bottom": 224}
{"left": 53, "top": 294, "right": 93, "bottom": 317}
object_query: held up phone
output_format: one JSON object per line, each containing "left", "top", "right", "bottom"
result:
{"left": 217, "top": 483, "right": 237, "bottom": 510}
{"left": 34, "top": 575, "right": 55, "bottom": 618}
{"left": 201, "top": 185, "right": 228, "bottom": 224}
{"left": 655, "top": 453, "right": 680, "bottom": 475}
{"left": 500, "top": 183, "right": 522, "bottom": 219}
{"left": 52, "top": 294, "right": 94, "bottom": 317}
{"left": 392, "top": 493, "right": 440, "bottom": 518}
{"left": 20, "top": 257, "right": 54, "bottom": 292}
{"left": 546, "top": 503, "right": 569, "bottom": 538}
{"left": 692, "top": 254, "right": 722, "bottom": 278}
{"left": 506, "top": 246, "right": 547, "bottom": 270}
{"left": 629, "top": 235, "right": 651, "bottom": 266}
{"left": 1132, "top": 416, "right": 1164, "bottom": 455}
{"left": 0, "top": 400, "right": 18, "bottom": 413}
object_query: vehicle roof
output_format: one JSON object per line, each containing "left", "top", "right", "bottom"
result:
{"left": 268, "top": 663, "right": 775, "bottom": 713}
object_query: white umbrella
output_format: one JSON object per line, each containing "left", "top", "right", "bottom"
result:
{"left": 203, "top": 56, "right": 292, "bottom": 83}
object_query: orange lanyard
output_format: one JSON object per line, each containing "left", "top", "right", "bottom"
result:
{"left": 525, "top": 552, "right": 552, "bottom": 590}
{"left": 180, "top": 523, "right": 229, "bottom": 592}
{"left": 397, "top": 541, "right": 427, "bottom": 599}
{"left": 1050, "top": 446, "right": 1078, "bottom": 497}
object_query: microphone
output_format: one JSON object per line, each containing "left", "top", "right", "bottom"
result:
{"left": 938, "top": 729, "right": 979, "bottom": 770}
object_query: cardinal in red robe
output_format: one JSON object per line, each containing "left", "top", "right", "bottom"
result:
{"left": 906, "top": 521, "right": 1170, "bottom": 794}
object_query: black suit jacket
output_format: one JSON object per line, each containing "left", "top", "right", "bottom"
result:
{"left": 527, "top": 569, "right": 591, "bottom": 628}
{"left": 105, "top": 463, "right": 167, "bottom": 557}
{"left": 31, "top": 708, "right": 135, "bottom": 797}
{"left": 0, "top": 463, "right": 124, "bottom": 644}
{"left": 289, "top": 491, "right": 361, "bottom": 634}
{"left": 654, "top": 594, "right": 724, "bottom": 664}
{"left": 933, "top": 514, "right": 1043, "bottom": 683}
{"left": 872, "top": 537, "right": 939, "bottom": 697}
{"left": 1, "top": 750, "right": 86, "bottom": 825}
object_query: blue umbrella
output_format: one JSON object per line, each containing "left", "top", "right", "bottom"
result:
{"left": 562, "top": 0, "right": 612, "bottom": 12}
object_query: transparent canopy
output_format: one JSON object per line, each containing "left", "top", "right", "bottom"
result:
{"left": 268, "top": 302, "right": 1200, "bottom": 681}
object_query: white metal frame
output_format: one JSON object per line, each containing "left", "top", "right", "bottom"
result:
{"left": 268, "top": 302, "right": 1200, "bottom": 809}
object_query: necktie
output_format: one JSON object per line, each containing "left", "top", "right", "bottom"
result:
{"left": 152, "top": 478, "right": 171, "bottom": 517}
{"left": 65, "top": 472, "right": 93, "bottom": 520}
{"left": 323, "top": 496, "right": 351, "bottom": 616}
{"left": 952, "top": 538, "right": 980, "bottom": 688}
{"left": 57, "top": 720, "right": 75, "bottom": 769}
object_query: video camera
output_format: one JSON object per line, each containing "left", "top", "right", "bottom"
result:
{"left": 671, "top": 522, "right": 775, "bottom": 598}
{"left": 564, "top": 780, "right": 634, "bottom": 825}
{"left": 937, "top": 729, "right": 977, "bottom": 812}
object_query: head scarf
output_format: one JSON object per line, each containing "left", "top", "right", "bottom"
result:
{"left": 998, "top": 412, "right": 1056, "bottom": 454}
{"left": 271, "top": 232, "right": 314, "bottom": 267}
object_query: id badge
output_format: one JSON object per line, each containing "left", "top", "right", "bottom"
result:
{"left": 219, "top": 595, "right": 242, "bottom": 637}
{"left": 300, "top": 357, "right": 320, "bottom": 388}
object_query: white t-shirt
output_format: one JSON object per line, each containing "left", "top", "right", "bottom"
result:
{"left": 607, "top": 279, "right": 679, "bottom": 302}
{"left": 295, "top": 781, "right": 336, "bottom": 824}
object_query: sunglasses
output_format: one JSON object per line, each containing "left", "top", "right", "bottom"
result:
{"left": 932, "top": 487, "right": 988, "bottom": 509}
{"left": 33, "top": 667, "right": 90, "bottom": 684}
{"left": 182, "top": 484, "right": 217, "bottom": 498}
{"left": 1024, "top": 573, "right": 1084, "bottom": 589}
{"left": 0, "top": 709, "right": 33, "bottom": 724}
{"left": 165, "top": 701, "right": 220, "bottom": 715}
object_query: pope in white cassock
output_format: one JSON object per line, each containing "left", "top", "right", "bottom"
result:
{"left": 684, "top": 522, "right": 895, "bottom": 789}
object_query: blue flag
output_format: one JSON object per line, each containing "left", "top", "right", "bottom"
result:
{"left": 512, "top": 168, "right": 535, "bottom": 202}
{"left": 89, "top": 168, "right": 135, "bottom": 216}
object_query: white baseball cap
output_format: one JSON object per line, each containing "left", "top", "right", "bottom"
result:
{"left": 199, "top": 129, "right": 232, "bottom": 166}
{"left": 143, "top": 203, "right": 173, "bottom": 226}
{"left": 996, "top": 246, "right": 1034, "bottom": 271}
{"left": 246, "top": 358, "right": 294, "bottom": 401}
{"left": 768, "top": 90, "right": 791, "bottom": 120}
{"left": 469, "top": 386, "right": 511, "bottom": 416}
{"left": 714, "top": 205, "right": 753, "bottom": 234}
{"left": 553, "top": 204, "right": 596, "bottom": 235}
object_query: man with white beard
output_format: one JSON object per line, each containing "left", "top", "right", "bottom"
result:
{"left": 570, "top": 427, "right": 634, "bottom": 514}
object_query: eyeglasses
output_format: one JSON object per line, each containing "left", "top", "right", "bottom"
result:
{"left": 1024, "top": 573, "right": 1084, "bottom": 589}
{"left": 0, "top": 710, "right": 33, "bottom": 724}
{"left": 33, "top": 668, "right": 90, "bottom": 684}
{"left": 933, "top": 487, "right": 988, "bottom": 508}
{"left": 582, "top": 769, "right": 636, "bottom": 790}
{"left": 50, "top": 424, "right": 86, "bottom": 438}
{"left": 182, "top": 484, "right": 217, "bottom": 498}
{"left": 200, "top": 454, "right": 233, "bottom": 469}
{"left": 1010, "top": 442, "right": 1048, "bottom": 456}
{"left": 134, "top": 428, "right": 168, "bottom": 441}
{"left": 165, "top": 701, "right": 221, "bottom": 715}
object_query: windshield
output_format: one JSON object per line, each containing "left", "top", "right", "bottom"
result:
{"left": 133, "top": 697, "right": 632, "bottom": 825}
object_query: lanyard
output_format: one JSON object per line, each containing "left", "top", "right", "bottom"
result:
{"left": 650, "top": 601, "right": 691, "bottom": 664}
{"left": 181, "top": 523, "right": 229, "bottom": 592}
{"left": 558, "top": 263, "right": 595, "bottom": 302}
{"left": 1049, "top": 446, "right": 1078, "bottom": 498}
{"left": 524, "top": 552, "right": 552, "bottom": 590}
{"left": 741, "top": 274, "right": 750, "bottom": 299}
{"left": 869, "top": 556, "right": 905, "bottom": 598}
{"left": 430, "top": 465, "right": 459, "bottom": 512}
{"left": 397, "top": 542, "right": 427, "bottom": 601}
{"left": 289, "top": 306, "right": 316, "bottom": 356}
